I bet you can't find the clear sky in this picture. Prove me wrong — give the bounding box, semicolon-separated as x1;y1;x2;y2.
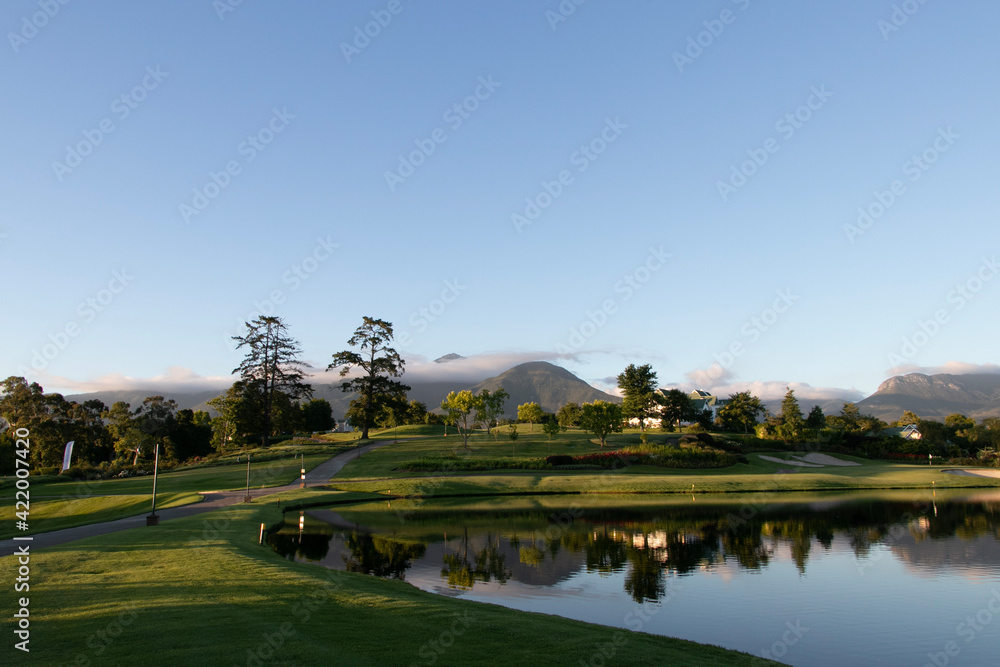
2;0;998;401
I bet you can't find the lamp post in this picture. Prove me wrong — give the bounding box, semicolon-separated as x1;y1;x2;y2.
146;443;160;526
300;453;306;488
244;452;252;503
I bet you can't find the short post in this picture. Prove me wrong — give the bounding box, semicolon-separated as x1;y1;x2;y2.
244;452;252;503
259;523;266;545
147;443;160;526
299;453;306;488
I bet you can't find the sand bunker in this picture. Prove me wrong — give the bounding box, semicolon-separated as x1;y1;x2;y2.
796;453;861;467
756;453;861;468
944;469;1000;479
757;455;823;467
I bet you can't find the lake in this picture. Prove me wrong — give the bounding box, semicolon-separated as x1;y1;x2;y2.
268;490;1000;666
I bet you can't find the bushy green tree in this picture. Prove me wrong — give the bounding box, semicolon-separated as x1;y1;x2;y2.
517;402;544;433
580;401;623;448
477;388;509;439
542;416;562;441
556;402;582;428
716;391;765;434
806;405;826;430
657;389;696;432
441;390;482;449
617;364;658;431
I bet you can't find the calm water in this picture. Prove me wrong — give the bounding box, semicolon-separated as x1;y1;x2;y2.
269;491;1000;666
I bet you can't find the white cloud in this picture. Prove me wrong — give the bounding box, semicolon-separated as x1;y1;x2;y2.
670;366;863;403
35;366;233;396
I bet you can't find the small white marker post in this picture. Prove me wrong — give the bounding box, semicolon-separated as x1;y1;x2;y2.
259;523;266;544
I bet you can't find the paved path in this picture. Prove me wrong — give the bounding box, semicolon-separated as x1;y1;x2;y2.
1;441;389;554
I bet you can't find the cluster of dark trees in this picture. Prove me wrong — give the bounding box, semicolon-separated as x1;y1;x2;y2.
581;362;1000;459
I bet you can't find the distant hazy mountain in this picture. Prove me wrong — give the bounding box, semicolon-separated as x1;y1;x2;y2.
466;361;620;416
857;373;1000;421
64;389;223;412
62;360;617;421
433;353;465;363
68;367;1000;425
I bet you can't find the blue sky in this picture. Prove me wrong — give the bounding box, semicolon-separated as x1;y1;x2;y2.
2;0;998;401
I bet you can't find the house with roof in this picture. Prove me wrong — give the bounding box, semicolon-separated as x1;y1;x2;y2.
688;390;728;421
883;424;922;440
625;389;728;429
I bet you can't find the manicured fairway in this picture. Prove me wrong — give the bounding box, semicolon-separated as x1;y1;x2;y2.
327;430;1000;496
0;492;202;540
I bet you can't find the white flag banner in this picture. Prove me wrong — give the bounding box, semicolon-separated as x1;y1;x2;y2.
61;441;75;472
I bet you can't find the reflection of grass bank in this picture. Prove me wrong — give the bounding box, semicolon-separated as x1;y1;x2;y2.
11;489;778;666
296;487;1000;546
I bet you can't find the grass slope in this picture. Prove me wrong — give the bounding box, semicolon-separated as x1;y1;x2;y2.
4;490;780;666
0;492;203;540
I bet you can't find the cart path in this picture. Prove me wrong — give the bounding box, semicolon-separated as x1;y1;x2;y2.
1;441;389;554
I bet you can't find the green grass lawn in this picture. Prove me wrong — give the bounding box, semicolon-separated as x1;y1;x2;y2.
326;430;1000;497
0;446;353;539
0;451;338;498
5;488;779;666
0;492;202;540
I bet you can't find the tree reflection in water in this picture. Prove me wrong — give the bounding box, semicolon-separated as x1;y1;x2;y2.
274;495;1000;604
441;527;511;589
343;532;426;579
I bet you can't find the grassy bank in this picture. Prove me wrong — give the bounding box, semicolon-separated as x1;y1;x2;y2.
6;489;779;666
0;492;202;540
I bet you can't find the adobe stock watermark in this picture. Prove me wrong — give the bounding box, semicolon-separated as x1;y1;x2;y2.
759;620;809;662
545;0;587;31
878;0;933;41
340;0;414;63
672;0;752;73
555;245;669;354
923;588;1000;667
579;583;671;667
717;84;832;202
844;126;958;243
384;75;501;192
511;117;627;233
213;0;248;21
408;612;475;666
396;278;468;349
703;288;799;380
886;254;997;367
7;0;72;54
19;269;134;374
223;235;339;351
855;503;933;576
51;65;169;183
179;107;295;223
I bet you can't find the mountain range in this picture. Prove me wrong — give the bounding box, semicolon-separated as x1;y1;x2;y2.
65;360;621;420
857;373;1000;422
64;362;1000;424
